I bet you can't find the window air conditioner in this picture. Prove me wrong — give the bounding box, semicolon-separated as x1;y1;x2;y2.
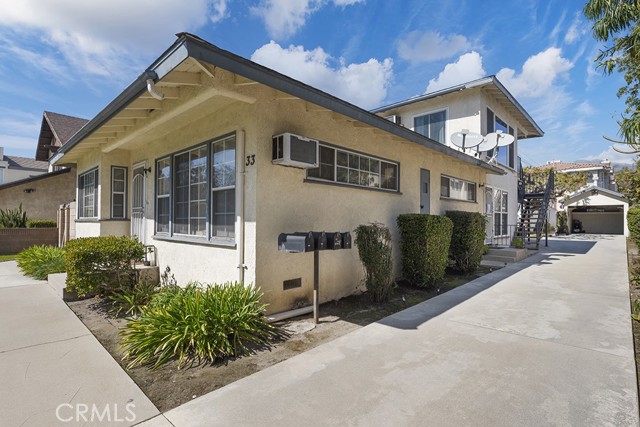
272;133;319;169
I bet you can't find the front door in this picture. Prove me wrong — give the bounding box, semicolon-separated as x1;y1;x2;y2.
485;186;494;244
420;169;430;214
131;164;146;244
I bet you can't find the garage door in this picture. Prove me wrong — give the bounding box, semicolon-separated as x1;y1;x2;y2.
571;205;624;234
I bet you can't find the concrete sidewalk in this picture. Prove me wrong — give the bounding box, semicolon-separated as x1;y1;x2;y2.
0;261;159;427
142;235;639;427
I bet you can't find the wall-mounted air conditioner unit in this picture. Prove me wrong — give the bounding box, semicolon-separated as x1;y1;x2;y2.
384;115;402;125
272;133;319;169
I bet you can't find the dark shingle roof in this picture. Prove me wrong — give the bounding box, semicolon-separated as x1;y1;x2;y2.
5;155;48;171
35;111;88;161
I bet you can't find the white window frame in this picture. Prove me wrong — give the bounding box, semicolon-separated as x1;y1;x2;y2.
111;166;127;219
306;143;399;192
440;175;477;202
493;188;509;237
411;107;448;144
210;134;236;241
78;168;99;219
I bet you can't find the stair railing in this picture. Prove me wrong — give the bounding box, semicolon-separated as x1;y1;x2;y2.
533;169;554;248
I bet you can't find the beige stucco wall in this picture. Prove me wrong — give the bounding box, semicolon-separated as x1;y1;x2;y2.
0;169;76;220
3;167;47;185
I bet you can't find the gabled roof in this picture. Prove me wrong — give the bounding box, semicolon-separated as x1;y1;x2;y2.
4;155;48;171
562;184;627;205
52;33;504;175
371;76;544;139
35;111;88;161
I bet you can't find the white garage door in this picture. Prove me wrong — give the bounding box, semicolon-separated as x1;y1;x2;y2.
571;207;624;235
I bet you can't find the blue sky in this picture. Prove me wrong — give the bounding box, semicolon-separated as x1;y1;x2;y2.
0;0;632;166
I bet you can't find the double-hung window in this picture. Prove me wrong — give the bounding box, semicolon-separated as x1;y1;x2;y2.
78;168;98;218
307;143;399;192
111;166;127;219
154;133;236;243
440;175;476;202
414;110;446;143
493;189;509;236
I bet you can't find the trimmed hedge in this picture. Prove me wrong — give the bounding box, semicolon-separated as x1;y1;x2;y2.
27;219;57;228
397;214;453;287
446;211;486;274
65;236;145;297
354;223;394;302
629;207;640;245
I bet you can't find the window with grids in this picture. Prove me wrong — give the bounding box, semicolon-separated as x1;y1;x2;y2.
414;110;446;143
153;133;236;242
111;166;127;219
493;189;509;236
440;175;476;202
78;168;98;218
307;144;399;191
156;157;171;234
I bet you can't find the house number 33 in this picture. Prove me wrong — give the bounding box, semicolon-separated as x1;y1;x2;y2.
245;155;255;166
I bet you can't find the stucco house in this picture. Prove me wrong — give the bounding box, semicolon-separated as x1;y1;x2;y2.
51;33;541;314
372;77;544;245
0;147;48;185
545;160;617;192
561;185;629;236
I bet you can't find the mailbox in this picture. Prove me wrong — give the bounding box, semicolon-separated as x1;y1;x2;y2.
341;232;352;249
311;232;327;250
325;232;342;250
278;232;314;253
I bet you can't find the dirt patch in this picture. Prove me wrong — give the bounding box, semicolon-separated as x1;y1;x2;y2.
67;266;495;412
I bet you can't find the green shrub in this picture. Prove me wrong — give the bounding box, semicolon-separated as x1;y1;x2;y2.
65;236;145;297
556;211;568;234
396;214;453;287
632;300;640;322
512;236;524;249
27;219;57;228
120;282;277;368
446;211;486;274
108;281;158;317
354;223;394;302
628;207;640;246
16;245;66;280
0;204;27;228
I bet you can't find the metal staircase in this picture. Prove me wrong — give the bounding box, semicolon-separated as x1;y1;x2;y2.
516;169;554;250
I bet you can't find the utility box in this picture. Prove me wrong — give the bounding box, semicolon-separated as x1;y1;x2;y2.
341;232;352;249
278;232;315;253
311;232;327;250
325;232;342;250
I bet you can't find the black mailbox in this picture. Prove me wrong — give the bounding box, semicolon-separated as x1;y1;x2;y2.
278;232;314;253
311;232;327;250
325;232;342;250
341;232;352;249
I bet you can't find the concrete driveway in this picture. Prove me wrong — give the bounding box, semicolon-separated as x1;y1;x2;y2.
144;235;639;427
0;261;159;427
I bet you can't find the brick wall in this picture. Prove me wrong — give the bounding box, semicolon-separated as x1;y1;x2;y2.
0;228;58;255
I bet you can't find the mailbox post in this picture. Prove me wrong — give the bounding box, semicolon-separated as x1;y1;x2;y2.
278;230;351;324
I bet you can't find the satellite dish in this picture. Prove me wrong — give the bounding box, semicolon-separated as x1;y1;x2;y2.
485;130;515;148
477;137;498;152
450;130;484;150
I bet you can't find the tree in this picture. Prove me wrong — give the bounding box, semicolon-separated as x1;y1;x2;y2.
614;160;640;204
584;1;640;151
523;166;588;197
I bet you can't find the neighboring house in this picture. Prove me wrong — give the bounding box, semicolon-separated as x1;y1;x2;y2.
51;33;531;315
0;147;48;185
372;77;544;245
35;111;89;171
545;160;617;191
561;185;629;235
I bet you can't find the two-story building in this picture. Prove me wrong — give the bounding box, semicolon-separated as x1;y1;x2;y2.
51;34;541;314
372;77;544;244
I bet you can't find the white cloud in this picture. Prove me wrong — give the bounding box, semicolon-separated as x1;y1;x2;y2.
398;31;471;63
0;134;38;157
497;47;573;98
565;13;588;44
425;51;485;93
0;0;227;78
252;0;364;40
251;41;392;109
585;146;638;166
576;100;596;116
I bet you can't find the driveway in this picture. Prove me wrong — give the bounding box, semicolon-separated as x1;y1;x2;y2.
145;235;639;427
0;261;159;427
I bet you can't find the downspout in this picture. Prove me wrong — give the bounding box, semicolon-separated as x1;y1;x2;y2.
146;78;164;101
237;130;246;283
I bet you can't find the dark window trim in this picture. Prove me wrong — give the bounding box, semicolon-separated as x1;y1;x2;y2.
78;167;99;219
306;142;400;192
155;156;172;236
440;174;477;202
110;166;127;220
